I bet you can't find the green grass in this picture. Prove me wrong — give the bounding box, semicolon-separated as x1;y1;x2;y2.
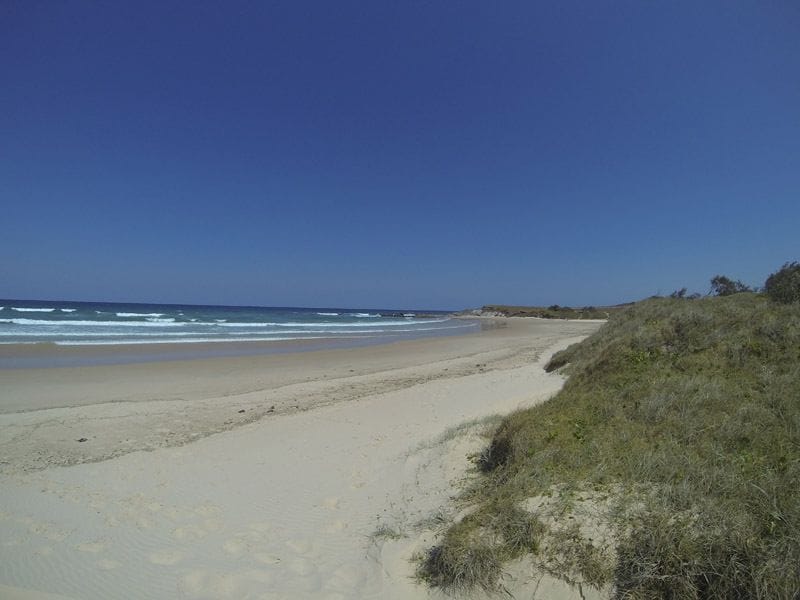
417;293;800;598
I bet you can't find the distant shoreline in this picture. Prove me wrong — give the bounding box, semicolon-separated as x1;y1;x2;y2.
459;303;628;320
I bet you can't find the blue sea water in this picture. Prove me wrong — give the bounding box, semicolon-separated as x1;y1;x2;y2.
0;300;475;347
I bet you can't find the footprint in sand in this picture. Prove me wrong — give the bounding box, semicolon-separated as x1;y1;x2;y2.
149;548;185;565
324;519;347;533
88;498;107;510
182;570;206;595
204;518;224;532
326;564;367;594
222;538;248;556
104;515;121;527
243;569;272;584
28;521;70;542
223;527;270;557
76;541;106;553
253;552;281;565
163;506;183;520
194;503;222;518
349;470;366;489
248;521;272;533
285;539;313;554
173;524;208;542
288;556;317;577
288;558;321;592
322;497;340;510
181;570;242;599
96;558;121;570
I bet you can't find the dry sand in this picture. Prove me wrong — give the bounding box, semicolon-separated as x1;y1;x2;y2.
0;317;602;599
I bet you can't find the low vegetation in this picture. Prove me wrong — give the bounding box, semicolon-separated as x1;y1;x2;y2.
418;266;800;598
479;304;628;320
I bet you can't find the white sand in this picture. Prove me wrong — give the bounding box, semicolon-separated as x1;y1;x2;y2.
0;318;602;599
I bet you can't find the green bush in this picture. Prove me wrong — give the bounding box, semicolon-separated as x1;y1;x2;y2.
765;261;800;304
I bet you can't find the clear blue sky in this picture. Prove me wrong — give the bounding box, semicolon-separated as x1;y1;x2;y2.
2;2;798;309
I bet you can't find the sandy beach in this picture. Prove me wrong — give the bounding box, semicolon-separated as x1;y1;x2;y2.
0;317;601;599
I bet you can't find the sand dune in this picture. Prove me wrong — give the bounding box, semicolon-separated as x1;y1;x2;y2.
0;318;600;599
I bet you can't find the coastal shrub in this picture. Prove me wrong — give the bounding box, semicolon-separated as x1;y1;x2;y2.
709;274;751;296
479;304;624;320
416;503;546;594
416;517;504;594
418;291;800;597
765;261;800;304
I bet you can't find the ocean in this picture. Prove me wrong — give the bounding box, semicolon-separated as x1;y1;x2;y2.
0;299;476;347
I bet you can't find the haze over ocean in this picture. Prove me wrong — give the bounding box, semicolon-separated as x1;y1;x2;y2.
2;2;798;308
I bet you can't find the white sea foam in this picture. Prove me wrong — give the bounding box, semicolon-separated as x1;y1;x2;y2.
364;324;473;333
53;336;329;346
60;308;76;312
280;318;449;328
212;321;299;328
1;331;160;337
214;318;449;328
352;313;379;318
11;307;55;313
0;317;450;329
316;312;339;316
0;318;185;327
116;312;165;317
1;330;315;338
1;322;475;345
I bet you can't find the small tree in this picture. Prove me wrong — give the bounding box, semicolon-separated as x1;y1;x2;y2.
764;261;800;304
710;275;751;297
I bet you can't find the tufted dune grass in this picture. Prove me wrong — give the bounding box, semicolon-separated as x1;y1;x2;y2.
417;292;800;598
